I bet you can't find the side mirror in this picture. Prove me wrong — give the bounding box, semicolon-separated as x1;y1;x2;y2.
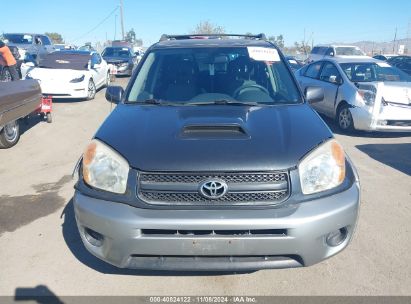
105;86;124;104
305;86;324;104
329;75;342;85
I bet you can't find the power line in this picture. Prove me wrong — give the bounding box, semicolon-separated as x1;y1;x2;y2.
72;6;119;43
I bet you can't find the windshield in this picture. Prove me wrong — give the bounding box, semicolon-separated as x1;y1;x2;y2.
334;47;364;56
340;62;411;82
127;47;302;104
102;47;131;58
3;34;33;45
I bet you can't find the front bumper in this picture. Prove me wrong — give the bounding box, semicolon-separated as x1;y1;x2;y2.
109;63;132;76
73;180;360;271
350;104;411;132
40;81;88;99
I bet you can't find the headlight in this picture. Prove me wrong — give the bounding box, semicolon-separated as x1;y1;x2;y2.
82;139;129;194
70;75;85;83
299;139;346;195
357;84;376;106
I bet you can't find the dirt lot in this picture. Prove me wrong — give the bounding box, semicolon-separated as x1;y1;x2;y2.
0;77;410;296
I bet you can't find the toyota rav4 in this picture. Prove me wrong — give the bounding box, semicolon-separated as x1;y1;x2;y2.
73;33;360;271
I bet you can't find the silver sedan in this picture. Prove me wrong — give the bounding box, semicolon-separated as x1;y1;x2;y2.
295;57;411;132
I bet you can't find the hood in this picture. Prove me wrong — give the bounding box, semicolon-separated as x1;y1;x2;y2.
103;56;130;63
379;82;411;105
28;68;87;82
94;104;332;171
6;43;36;52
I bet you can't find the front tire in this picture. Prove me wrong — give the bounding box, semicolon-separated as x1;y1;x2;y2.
0;120;20;148
0;67;12;82
86;79;96;100
337;104;355;133
105;72;111;87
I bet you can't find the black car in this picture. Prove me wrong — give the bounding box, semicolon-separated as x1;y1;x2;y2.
73;33;360;271
387;55;411;75
101;46;136;76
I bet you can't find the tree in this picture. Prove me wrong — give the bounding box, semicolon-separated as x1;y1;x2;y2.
45;32;64;44
125;28;143;46
268;35;284;49
192;20;225;35
125;28;136;43
294;41;311;55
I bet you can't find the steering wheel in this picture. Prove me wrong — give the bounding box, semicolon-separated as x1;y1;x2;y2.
233;84;270;99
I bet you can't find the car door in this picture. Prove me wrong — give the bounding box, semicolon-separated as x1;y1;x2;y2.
297;61;327;113
90;53;105;87
34;35;47;61
40;35;55;54
317;62;343;117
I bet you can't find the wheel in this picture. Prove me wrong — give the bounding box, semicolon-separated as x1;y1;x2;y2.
0;67;12;82
46;113;52;123
0;120;20;148
337;104;355;132
105;72;111;87
86;79;96;100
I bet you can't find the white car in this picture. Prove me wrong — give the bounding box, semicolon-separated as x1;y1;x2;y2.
296;57;411;132
307;44;366;64
25;50;110;100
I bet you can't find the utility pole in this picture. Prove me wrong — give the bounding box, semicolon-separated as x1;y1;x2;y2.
120;0;125;40
393;27;397;53
114;14;117;40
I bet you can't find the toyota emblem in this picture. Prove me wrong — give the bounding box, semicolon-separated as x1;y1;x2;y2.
199;179;228;199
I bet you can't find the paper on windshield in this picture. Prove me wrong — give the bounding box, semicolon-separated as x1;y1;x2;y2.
376;62;391;68
247;47;280;62
247;46;281;61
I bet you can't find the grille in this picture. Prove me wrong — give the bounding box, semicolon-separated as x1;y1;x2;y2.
139;173;286;184
141;229;287;237
138;172;290;207
139;191;288;205
386;120;411;127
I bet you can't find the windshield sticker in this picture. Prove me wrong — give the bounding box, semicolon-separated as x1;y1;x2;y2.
247;47;280;62
376;62;390;68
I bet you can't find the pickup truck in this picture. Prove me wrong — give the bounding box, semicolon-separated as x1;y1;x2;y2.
0;80;42;148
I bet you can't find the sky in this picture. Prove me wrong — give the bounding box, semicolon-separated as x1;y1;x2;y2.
1;0;411;47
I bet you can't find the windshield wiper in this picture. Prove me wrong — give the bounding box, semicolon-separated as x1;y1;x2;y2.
130;99;179;106
143;98;162;105
184;100;261;106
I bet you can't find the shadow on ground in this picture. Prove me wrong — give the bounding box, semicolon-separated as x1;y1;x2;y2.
15;285;63;304
61;199;253;276
356;143;411;176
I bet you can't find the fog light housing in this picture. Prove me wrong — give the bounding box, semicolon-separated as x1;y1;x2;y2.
326;227;348;247
378;120;388;126
84;227;104;247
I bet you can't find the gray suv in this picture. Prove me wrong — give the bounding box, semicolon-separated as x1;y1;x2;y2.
73;34;360;271
3;33;55;63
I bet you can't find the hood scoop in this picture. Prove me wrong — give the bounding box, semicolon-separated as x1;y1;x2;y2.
180;124;250;139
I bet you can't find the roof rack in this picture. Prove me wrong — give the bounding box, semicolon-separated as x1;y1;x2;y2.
159;33;267;42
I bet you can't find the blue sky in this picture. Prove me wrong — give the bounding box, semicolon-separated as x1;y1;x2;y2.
1;0;411;47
